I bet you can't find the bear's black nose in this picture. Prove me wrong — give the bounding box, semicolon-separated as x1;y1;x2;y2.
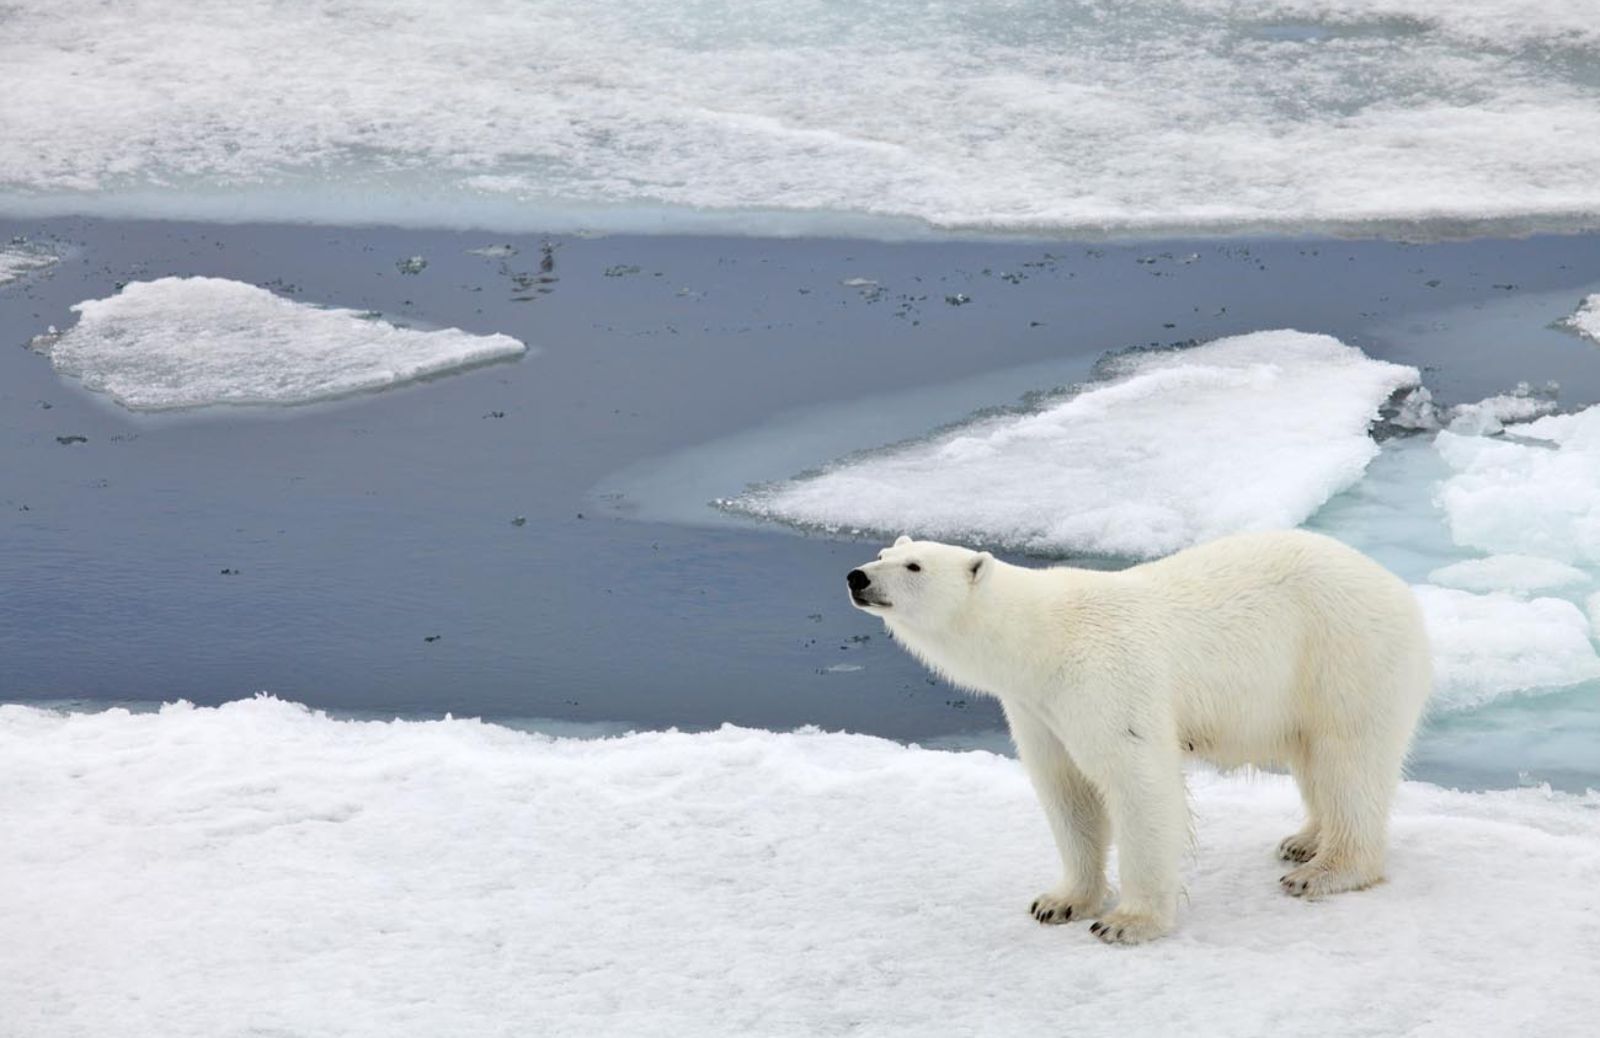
847;569;871;592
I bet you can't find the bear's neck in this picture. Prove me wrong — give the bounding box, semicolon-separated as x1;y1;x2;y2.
883;560;1102;701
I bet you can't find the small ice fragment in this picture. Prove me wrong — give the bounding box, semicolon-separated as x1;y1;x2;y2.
944;293;970;306
0;241;58;286
1445;383;1556;436
468;244;518;258
1390;386;1441;431
1562;295;1600;344
396;256;428;275
32;277;527;411
824;663;864;673
840;278;879;288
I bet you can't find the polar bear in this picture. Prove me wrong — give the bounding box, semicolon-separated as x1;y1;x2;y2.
846;530;1432;944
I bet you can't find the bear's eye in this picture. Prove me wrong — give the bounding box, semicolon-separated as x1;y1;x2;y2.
906;562;921;572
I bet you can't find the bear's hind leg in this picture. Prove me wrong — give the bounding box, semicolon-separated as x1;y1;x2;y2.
1279;735;1397;898
1279;744;1321;863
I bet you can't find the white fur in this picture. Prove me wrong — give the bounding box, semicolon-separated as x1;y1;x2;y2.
848;530;1432;944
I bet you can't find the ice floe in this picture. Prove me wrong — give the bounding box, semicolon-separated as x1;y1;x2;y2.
31;277;527;411
727;331;1417;558
3;2;1600;235
0;697;1595;1037
1427;554;1589;596
1412;586;1600;711
1565;294;1600;344
0;242;56;285
1434;407;1600;564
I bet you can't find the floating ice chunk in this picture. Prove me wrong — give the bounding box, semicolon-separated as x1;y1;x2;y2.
1;696;1598;1036
466;244;517;258
727;331;1417;558
31;277;527;411
1428;555;1589;596
1434;405;1600;563
1445;382;1558;435
1389;386;1441;431
1414;585;1600;710
0;243;56;285
1563;295;1600;344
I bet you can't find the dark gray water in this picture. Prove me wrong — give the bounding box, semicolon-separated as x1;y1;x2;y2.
3;218;1599;788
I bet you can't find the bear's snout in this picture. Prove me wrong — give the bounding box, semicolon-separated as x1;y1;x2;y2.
846;569;871;593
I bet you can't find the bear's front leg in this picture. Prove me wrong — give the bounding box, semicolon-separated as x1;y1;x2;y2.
1003;702;1110;925
1086;742;1188;945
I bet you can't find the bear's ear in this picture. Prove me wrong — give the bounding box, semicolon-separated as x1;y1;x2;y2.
969;551;994;584
894;535;912;548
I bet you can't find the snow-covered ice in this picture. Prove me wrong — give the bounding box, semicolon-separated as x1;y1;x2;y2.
30;277;527;410
1427;554;1588;596
727;331;1417;558
0;242;57;285
1443;382;1558;435
1565;294;1600;344
3;1;1600;235
1434;408;1600;564
0;697;1596;1038
1411;585;1600;711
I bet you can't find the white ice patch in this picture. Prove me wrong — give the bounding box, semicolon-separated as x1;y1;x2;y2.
1427;555;1589;596
727;331;1416;558
1565;295;1600;344
2;2;1600;235
1435;406;1600;564
0;243;56;285
1413;586;1600;710
2;697;1597;1036
1444;383;1558;436
32;277;527;411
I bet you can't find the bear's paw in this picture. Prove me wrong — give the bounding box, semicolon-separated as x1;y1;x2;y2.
1029;889;1103;925
1088;908;1171;945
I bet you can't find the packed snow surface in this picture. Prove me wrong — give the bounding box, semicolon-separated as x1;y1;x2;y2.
1;698;1596;1038
728;331;1417;557
0;243;56;285
31;277;527;410
3;1;1600;234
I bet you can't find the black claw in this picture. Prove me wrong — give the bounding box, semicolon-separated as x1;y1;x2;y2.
1090;923;1102;935
1030;900;1039;913
1062;907;1073;921
1115;928;1125;940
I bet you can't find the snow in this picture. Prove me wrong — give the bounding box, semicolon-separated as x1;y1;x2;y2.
0;243;56;285
0;697;1595;1037
1411;585;1600;710
31;277;528;411
1565;294;1600;344
2;1;1600;235
727;331;1417;558
1427;554;1588;595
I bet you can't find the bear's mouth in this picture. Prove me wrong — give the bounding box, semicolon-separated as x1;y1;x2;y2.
851;591;890;610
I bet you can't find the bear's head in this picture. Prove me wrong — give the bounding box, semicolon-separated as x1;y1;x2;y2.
846;535;995;630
